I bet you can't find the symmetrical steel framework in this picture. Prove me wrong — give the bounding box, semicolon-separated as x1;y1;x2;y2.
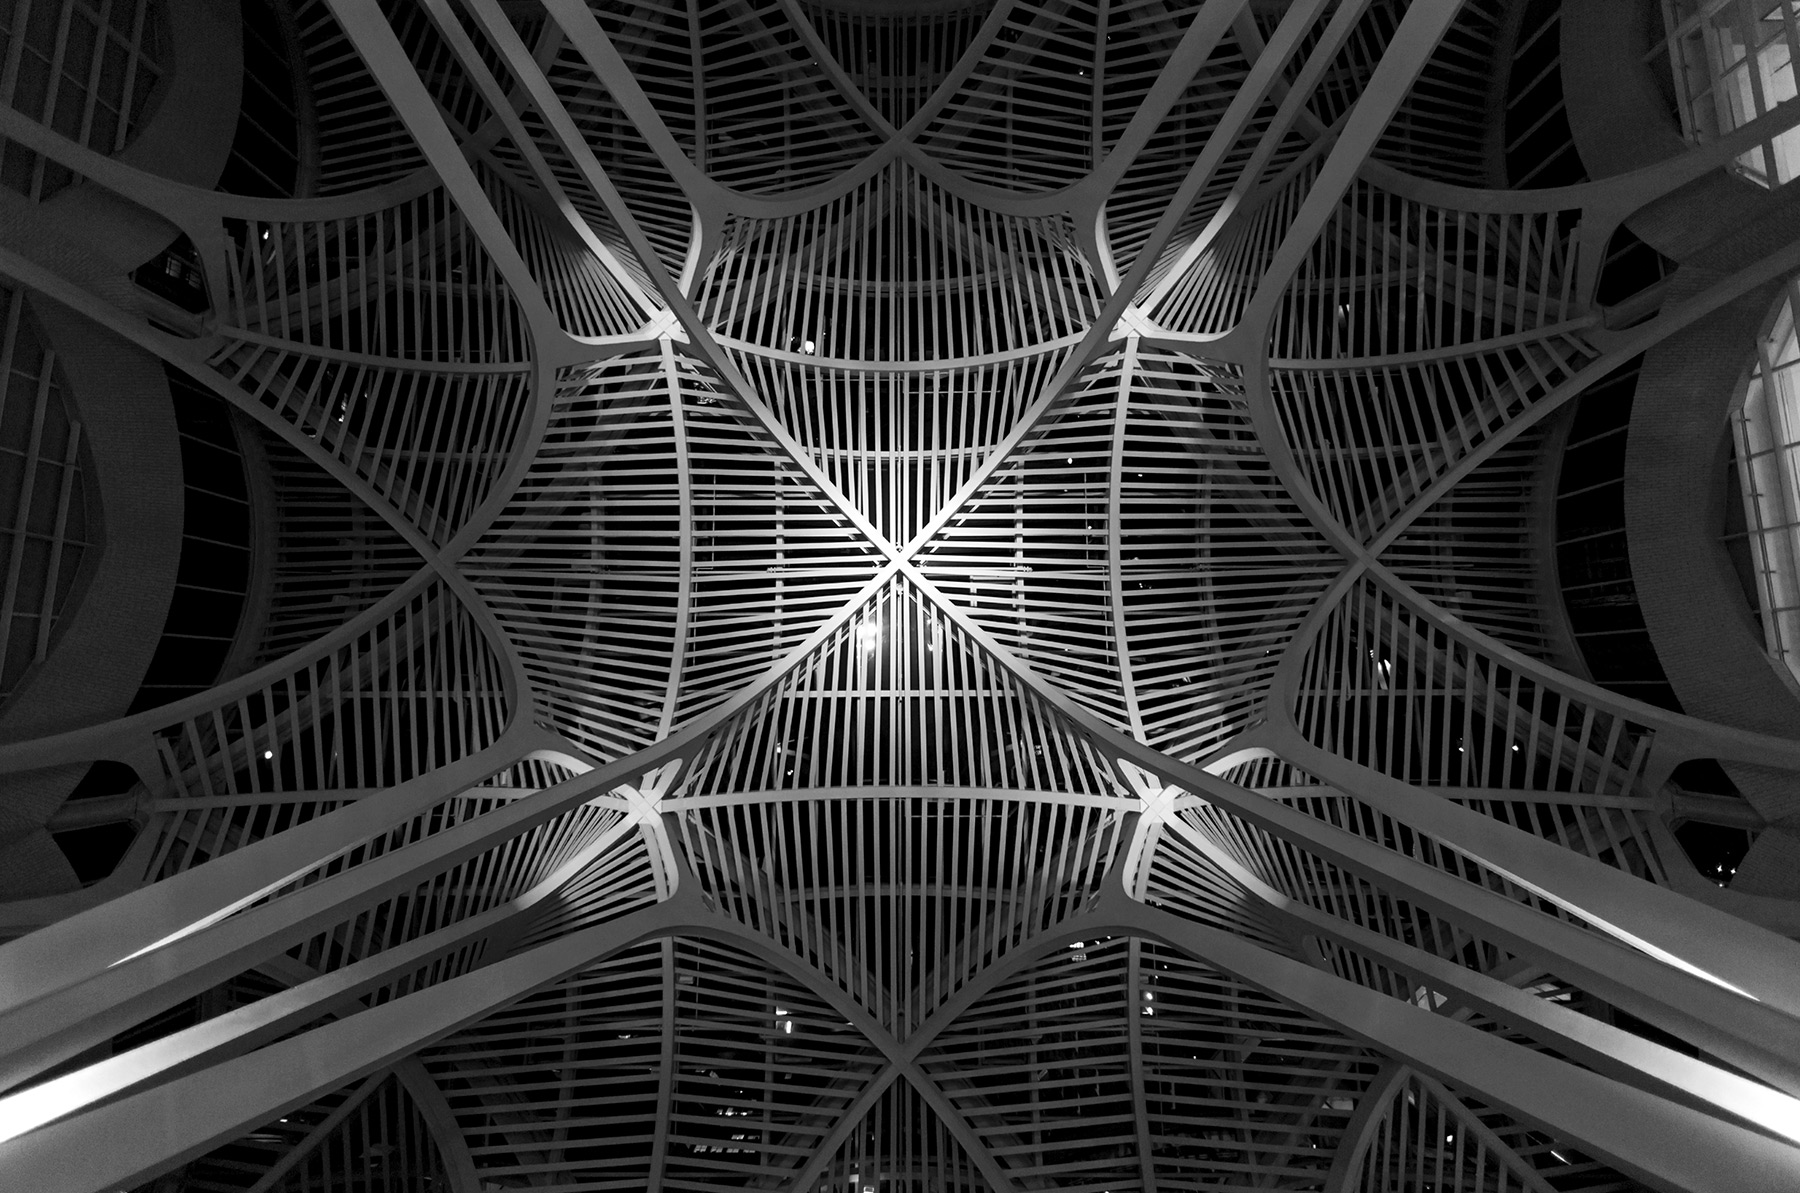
5;1;1800;1190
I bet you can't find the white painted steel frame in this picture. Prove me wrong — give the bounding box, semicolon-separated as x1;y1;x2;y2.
4;1;1800;1191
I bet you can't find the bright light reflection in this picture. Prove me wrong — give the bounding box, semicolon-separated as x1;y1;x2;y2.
855;620;881;654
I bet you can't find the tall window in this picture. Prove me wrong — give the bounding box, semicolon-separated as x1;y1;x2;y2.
1731;280;1800;680
1660;0;1800;185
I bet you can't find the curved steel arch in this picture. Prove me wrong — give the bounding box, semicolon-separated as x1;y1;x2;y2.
6;2;1800;1191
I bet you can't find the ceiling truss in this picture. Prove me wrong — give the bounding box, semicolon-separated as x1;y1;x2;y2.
4;1;1800;1191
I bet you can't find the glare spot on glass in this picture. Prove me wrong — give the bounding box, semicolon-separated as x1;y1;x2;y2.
856;620;881;654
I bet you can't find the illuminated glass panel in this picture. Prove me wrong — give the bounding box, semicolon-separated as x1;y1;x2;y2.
1732;280;1800;679
1661;0;1800;184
